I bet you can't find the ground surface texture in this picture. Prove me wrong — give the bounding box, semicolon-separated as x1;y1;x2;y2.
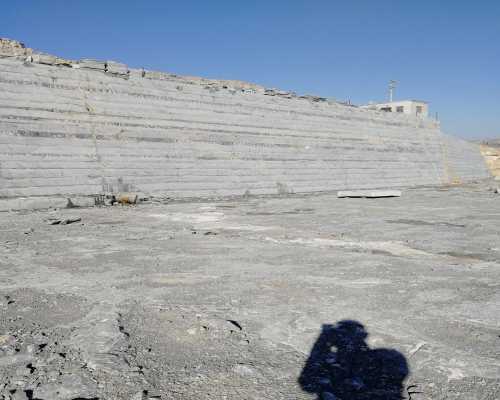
1;183;499;400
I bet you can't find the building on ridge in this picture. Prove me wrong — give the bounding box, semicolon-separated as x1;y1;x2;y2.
361;100;429;118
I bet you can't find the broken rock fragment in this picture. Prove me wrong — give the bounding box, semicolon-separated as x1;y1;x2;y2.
117;193;138;205
47;217;82;225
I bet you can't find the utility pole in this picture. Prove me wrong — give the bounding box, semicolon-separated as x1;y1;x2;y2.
388;80;397;102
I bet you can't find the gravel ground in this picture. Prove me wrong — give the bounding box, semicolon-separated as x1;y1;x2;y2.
1;183;499;399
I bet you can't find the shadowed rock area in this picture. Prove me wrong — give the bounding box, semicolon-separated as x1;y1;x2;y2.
299;321;408;400
1;182;499;399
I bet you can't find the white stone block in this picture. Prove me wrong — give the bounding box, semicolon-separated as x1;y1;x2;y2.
67;197;96;208
337;190;402;198
32;53;57;65
106;61;128;75
78;58;106;71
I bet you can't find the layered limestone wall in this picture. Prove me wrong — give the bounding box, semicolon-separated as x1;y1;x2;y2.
0;39;490;210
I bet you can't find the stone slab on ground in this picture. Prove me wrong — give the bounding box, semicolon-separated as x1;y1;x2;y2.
67;196;96;208
337;190;402;198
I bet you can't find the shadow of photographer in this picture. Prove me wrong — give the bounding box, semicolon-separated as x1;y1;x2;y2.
298;320;408;400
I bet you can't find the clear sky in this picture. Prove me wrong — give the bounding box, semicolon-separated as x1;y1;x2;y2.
2;1;499;139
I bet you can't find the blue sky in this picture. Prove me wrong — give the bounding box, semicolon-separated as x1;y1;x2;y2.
2;1;499;139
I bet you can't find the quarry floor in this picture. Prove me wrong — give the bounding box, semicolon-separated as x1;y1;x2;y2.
1;183;500;400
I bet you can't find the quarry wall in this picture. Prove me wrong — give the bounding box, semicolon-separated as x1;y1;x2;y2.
0;39;490;210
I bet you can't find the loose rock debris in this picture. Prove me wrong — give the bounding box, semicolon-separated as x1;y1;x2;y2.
46;217;82;226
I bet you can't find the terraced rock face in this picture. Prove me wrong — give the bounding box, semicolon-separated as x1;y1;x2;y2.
0;38;490;210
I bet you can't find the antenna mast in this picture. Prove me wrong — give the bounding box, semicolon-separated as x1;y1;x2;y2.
388;80;397;102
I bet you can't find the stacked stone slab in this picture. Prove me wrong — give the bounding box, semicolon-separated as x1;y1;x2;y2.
0;39;490;210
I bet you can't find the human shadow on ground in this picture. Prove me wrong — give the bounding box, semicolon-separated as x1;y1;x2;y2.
298;320;408;400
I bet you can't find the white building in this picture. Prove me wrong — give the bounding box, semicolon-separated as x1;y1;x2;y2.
361;100;429;118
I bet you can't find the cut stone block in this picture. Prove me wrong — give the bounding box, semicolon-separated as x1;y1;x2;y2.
337;190;402;198
144;70;172;80
78;58;106;71
67;197;96;208
117;193;139;205
106;61;128;76
32;53;57;65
